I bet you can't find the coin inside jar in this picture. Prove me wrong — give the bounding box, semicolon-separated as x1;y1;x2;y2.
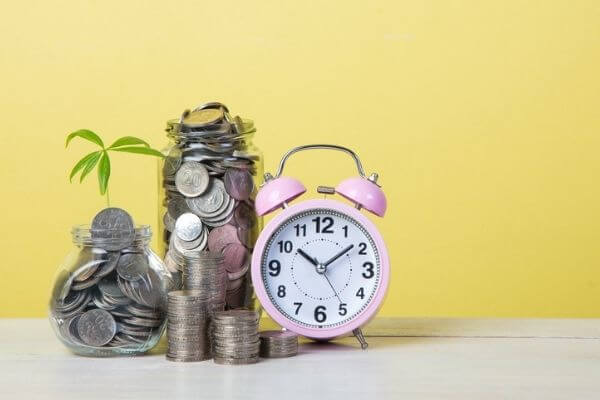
183;108;224;127
175;162;210;197
116;253;148;282
223;169;254;201
174;213;203;242
77;309;117;347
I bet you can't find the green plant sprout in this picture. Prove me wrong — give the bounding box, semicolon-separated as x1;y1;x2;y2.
66;129;164;205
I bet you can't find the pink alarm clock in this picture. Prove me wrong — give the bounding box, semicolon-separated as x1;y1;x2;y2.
251;144;390;349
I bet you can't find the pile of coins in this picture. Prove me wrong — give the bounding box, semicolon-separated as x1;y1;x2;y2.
161;102;260;309
166;290;215;362
50;208;169;352
259;330;299;358
211;310;260;365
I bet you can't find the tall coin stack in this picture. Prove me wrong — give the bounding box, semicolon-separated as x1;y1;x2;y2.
182;251;227;307
161;102;260;310
259;330;299;358
166;290;212;362
211;310;260;365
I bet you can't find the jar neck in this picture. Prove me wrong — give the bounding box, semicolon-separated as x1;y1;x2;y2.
71;224;152;247
165;118;256;148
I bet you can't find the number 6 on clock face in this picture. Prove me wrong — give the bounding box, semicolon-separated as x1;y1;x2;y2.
252;199;390;339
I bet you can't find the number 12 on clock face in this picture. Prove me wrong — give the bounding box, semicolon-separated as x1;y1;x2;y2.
261;209;382;329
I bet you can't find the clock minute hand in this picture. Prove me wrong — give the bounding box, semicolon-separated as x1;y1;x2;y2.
323;244;354;267
297;248;318;266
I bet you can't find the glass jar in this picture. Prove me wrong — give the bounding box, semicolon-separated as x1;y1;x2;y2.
49;225;173;356
158;102;263;311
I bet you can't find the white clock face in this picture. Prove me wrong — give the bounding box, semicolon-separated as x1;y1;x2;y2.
261;208;381;329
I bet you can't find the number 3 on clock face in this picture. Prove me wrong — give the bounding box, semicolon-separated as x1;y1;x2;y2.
259;206;384;332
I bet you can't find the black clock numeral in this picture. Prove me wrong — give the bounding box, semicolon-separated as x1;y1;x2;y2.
268;260;281;277
338;303;347;316
358;242;367;255
342;225;348;238
293;302;303;315
277;285;286;298
312;216;334;234
277;240;293;253
356;287;365;299
294;224;306;237
362;262;375;279
314;305;327;323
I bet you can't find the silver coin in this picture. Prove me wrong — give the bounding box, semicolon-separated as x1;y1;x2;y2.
91;208;135;251
163;147;182;177
167;197;191;219
163;212;176;232
70;275;101;291
175;162;210;197
174;213;203;242
95;251;120;278
98;277;125;298
186;179;227;216
76;309;117;347
73;248;106;282
116;253;148;281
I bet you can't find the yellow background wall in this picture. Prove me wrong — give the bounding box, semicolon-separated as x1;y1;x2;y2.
0;1;598;318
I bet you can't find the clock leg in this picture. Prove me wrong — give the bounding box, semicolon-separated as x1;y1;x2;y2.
352;328;368;350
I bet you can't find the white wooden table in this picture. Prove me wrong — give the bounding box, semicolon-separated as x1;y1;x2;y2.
1;318;599;399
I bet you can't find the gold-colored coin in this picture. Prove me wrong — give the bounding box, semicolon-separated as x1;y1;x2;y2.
183;108;223;126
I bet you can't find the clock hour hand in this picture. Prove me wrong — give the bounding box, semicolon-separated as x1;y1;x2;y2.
297;248;318;266
323;244;354;267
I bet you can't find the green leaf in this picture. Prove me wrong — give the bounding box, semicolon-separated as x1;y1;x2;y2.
66;129;104;148
97;151;111;195
108;146;165;158
108;136;150;149
79;151;102;183
69;151;101;182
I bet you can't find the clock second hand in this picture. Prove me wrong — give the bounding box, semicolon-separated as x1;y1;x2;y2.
323;272;343;305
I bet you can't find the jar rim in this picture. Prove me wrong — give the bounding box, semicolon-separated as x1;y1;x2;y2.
165;118;256;141
71;224;152;245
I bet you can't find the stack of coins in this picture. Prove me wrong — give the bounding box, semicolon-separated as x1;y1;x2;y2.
50;208;168;350
211;310;260;365
166;290;213;362
182;251;227;306
259;330;299;358
161;102;259;309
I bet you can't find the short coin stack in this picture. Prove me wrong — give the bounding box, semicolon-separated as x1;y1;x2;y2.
211;310;260;365
166;290;212;362
259;330;299;358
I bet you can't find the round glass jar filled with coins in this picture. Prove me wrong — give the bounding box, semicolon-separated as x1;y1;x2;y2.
158;102;263;311
49;208;175;356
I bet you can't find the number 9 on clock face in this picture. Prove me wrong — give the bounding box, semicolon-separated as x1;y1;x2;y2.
260;208;382;329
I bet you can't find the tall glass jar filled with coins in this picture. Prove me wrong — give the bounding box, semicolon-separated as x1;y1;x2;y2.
49;208;175;356
158;102;263;311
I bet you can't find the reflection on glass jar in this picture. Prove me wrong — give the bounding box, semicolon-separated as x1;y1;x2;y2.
49;225;173;356
157;102;263;311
